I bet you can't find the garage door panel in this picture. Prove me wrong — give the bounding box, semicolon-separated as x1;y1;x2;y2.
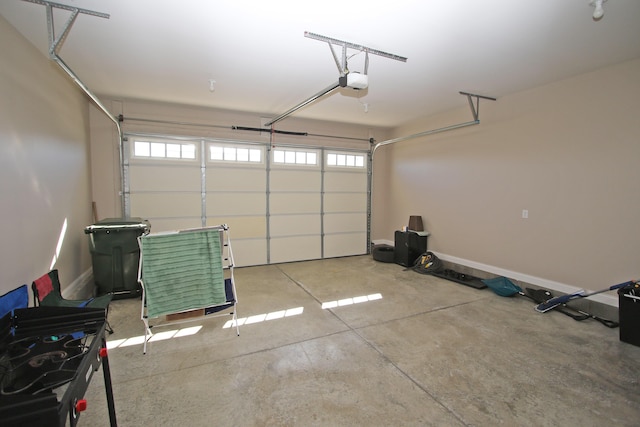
324;233;367;258
270;167;323;264
143;218;203;234
324;171;366;192
229;239;267;267
206;216;266;239
130;193;201;217
270;236;321;263
270;193;320;214
130;165;201;192
270;170;320;191
206;168;266;192
324;212;367;233
270;214;321;236
324;193;367;213
206;192;266;216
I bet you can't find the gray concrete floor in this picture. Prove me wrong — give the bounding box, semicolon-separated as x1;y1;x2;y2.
81;256;640;426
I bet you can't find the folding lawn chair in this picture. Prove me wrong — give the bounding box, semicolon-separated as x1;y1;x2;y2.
32;269;113;333
0;285;29;319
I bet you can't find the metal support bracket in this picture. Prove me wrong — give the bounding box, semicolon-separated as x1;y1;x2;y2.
23;0;110;56
265;32;407;126
459;91;497;122
305;31;407;63
328;42;344;75
23;0;126;216
372;91;497;155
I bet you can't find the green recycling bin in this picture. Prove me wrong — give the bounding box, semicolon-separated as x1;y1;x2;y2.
85;218;150;299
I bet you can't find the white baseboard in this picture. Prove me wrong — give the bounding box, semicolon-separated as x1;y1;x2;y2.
62;268;93;300
371;239;618;307
433;252;618;307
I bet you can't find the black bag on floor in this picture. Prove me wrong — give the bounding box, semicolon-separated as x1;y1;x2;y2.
411;251;444;275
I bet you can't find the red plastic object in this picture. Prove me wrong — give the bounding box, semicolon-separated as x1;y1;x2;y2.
99;347;108;358
76;399;87;412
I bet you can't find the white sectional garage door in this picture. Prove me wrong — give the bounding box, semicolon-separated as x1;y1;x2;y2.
269;163;322;263
125;136;368;266
324;167;368;258
205;160;268;267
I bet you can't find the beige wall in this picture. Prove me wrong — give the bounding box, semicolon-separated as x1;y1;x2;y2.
373;58;640;297
0;16;94;295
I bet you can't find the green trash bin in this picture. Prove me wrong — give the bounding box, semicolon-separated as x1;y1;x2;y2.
85;218;150;299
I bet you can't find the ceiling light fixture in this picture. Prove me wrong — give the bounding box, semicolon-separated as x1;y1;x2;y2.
589;0;607;20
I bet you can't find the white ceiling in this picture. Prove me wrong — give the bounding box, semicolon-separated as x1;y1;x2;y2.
2;0;640;128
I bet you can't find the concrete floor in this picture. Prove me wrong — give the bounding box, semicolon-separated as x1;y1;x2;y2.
81;256;640;426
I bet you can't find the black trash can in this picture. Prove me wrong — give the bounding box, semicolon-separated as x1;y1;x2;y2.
618;283;640;347
85;218;150;299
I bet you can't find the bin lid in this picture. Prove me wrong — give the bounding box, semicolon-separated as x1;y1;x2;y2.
619;281;640;296
84;218;150;233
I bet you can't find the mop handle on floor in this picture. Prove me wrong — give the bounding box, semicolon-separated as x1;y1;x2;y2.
535;280;637;313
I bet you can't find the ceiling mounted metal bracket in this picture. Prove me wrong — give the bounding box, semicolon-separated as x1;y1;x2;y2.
328;42;344;75
305;31;407;63
372;91;497;156
265;32;407;127
23;0;110;56
24;0;109;18
22;0;127;216
326;42;371;78
459;91;497;122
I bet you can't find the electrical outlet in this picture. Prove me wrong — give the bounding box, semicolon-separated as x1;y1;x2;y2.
522;209;529;219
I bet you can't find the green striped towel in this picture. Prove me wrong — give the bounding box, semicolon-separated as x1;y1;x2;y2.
141;229;227;318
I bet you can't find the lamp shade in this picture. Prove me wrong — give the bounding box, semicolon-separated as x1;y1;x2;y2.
408;215;424;232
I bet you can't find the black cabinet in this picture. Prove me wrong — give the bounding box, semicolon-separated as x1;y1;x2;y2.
394;231;428;267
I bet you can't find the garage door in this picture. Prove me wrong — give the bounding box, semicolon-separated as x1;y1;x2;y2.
125;135;368;266
205;143;268;267
323;151;368;257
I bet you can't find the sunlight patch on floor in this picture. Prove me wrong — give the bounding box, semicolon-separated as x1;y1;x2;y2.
321;293;382;309
223;306;304;328
106;325;202;349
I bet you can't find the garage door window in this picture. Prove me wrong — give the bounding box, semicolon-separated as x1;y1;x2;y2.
209;144;262;163
133;140;197;160
272;149;318;166
326;152;365;168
